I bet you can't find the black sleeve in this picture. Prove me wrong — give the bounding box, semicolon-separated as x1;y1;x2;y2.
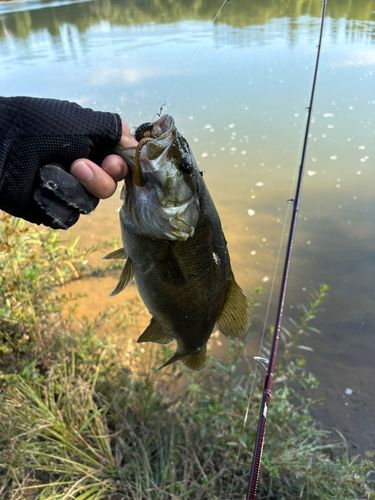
0;97;122;229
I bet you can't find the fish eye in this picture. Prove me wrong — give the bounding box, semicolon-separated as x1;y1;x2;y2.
179;156;193;174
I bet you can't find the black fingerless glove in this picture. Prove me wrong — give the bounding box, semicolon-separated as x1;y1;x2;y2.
0;97;122;229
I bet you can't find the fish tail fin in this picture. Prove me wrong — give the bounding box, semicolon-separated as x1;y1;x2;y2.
216;272;251;340
158;346;207;371
181;346;206;370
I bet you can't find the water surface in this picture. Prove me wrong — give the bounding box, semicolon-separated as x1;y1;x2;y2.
1;0;374;455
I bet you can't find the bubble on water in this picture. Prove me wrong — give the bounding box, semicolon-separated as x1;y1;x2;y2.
220;147;225;151
251;195;256;199
188;115;194;120
323;113;334;117
201;152;208;158
327;124;334;129
358;145;366;149
356;171;362;175
360;158;366;162
230;147;237;152
294;112;299;117
307;170;317;176
228;123;236;128
210;128;215;132
250;250;257;255
348;106;354;110
347;137;352;141
336;184;341;188
345;388;353;396
193;137;199;142
234;164;238;168
338;204;342;208
260;162;265;166
204;124;212;129
330;155;338;160
262;276;270;282
262;238;267;242
353;195;357;199
244;106;249;110
302;287;307;291
241;150;247;155
322;134;327;138
307;240;312;245
255;182;264;186
247;209;255;216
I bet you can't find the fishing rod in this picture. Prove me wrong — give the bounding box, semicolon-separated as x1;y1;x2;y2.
245;1;328;498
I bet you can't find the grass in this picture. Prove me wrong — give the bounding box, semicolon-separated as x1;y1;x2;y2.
0;213;374;500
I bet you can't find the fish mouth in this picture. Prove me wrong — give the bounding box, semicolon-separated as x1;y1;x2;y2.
115;115;176;183
118;115;199;241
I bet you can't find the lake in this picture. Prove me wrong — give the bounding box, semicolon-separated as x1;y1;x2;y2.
0;0;374;456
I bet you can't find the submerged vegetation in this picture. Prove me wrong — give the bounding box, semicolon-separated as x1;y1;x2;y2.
0;214;374;499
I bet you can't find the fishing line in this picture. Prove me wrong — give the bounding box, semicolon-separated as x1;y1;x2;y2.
155;0;229;119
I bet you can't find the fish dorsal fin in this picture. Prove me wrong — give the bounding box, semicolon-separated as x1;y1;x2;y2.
108;258;133;296
137;318;174;345
216;273;250;340
158;345;207;371
103;248;127;260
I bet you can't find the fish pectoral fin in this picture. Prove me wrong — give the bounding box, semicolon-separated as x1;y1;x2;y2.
158;346;207;371
156;246;188;286
216;272;250;340
137;319;174;345
102;248;127;260
108;258;134;296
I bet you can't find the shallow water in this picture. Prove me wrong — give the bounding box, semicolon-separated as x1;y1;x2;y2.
1;0;374;455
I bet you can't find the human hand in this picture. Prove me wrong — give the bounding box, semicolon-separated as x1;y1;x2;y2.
0;97;137;230
70;119;137;199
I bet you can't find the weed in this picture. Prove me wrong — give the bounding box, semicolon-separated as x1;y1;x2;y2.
0;215;374;499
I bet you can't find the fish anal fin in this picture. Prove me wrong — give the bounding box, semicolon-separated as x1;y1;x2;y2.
103;248;127;260
109;258;133;296
137;319;174;345
158;346;207;371
216;273;250;340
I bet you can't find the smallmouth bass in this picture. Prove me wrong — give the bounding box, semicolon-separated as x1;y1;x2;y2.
105;115;250;370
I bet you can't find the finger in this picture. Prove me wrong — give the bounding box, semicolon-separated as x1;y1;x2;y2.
101;154;129;182
70;159;116;199
119;118;138;147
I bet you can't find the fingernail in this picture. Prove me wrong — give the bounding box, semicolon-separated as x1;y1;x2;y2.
71;161;94;183
121;135;138;147
103;161;122;176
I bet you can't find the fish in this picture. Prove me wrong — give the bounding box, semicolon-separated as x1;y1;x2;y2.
104;114;250;370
